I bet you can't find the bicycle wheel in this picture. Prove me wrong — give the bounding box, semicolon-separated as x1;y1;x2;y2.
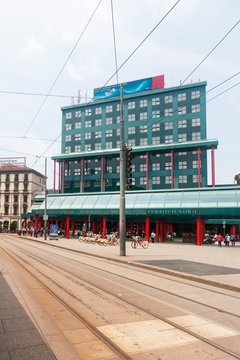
131;241;138;249
142;241;149;249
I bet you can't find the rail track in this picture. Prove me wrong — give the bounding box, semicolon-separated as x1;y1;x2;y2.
1;236;240;359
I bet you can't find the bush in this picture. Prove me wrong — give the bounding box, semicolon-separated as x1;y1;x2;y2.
10;221;18;232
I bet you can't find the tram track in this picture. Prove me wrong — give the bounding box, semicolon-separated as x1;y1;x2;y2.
1;238;240;359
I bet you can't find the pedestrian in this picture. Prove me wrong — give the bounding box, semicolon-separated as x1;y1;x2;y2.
150;231;156;243
216;234;223;247
226;234;230;246
231;233;235;246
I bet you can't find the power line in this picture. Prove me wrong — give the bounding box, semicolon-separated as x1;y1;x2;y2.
207;81;240;103
24;0;103;137
31;0;181;168
110;0;119;86
0;147;51;158
0;135;61;142
0;90;93;99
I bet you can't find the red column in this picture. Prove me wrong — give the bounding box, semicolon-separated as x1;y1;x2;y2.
58;162;61;194
146;152;149;190
103;215;107;238
24;218;27;229
211;146;215;187
39;217;42;229
55;217;58;225
66;215;70;239
171;149;174;189
29;216;33;236
137;222;140;237
47;220;50;236
130;222;133;237
84;217;88;234
35;215;39;230
231;225;236;237
156;219;159;242
101;156;104;192
62;160;65;193
72;220;75;237
145;216;150;241
81;158;84;193
53;160;56;194
100;221;102;235
198;147;201;188
196;217;201;246
92;219;96;234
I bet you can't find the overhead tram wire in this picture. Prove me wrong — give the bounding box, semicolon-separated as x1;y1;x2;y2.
0;135;61;142
207;81;240;103
0;90;79;99
31;0;181;168
0;147;51;158
24;0;103;137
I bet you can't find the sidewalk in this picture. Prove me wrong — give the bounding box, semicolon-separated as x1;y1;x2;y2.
16;234;240;292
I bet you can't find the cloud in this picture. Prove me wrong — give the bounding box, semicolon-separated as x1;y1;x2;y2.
21;34;45;58
66;61;102;81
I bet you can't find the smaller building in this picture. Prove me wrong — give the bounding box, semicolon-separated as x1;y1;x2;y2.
0;157;45;230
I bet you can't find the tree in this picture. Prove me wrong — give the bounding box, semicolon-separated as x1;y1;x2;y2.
234;173;240;185
10;221;17;232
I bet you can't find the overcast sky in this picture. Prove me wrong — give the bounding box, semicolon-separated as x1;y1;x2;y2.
0;0;239;187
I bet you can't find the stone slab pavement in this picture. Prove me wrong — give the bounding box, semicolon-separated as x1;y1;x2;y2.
14;234;240;292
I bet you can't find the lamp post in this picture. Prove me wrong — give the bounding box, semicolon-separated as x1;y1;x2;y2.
44;158;48;240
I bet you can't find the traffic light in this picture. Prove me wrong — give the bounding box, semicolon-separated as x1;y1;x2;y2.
126;147;132;190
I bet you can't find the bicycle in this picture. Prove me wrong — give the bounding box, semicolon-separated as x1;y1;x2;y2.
131;236;149;249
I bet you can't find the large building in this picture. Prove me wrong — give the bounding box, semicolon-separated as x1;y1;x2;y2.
26;76;240;244
0;158;45;230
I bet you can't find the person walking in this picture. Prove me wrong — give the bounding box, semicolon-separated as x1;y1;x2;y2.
226;234;230;246
231;233;235;246
150;231;156;243
216;234;223;247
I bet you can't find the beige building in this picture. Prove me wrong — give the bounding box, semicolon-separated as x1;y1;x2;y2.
0;164;45;230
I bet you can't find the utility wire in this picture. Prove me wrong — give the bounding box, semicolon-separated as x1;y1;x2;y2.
207;81;240;103
0;148;51;158
110;0;119;86
0;90;79;99
0;135;61;142
24;0;103;137
31;0;181;168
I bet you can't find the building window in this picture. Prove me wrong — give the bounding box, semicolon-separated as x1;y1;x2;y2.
74;169;80;176
95;167;101;174
193;174;198;183
75;122;81;129
140;138;147;146
116;116;120;123
165;108;173;117
152;163;160;171
140;112;147;120
178;133;187;142
152;97;160;105
117;104;120;111
128;101;135;109
128;139;135;147
152;110;160;118
165;95;172;103
65;168;71;176
178;151;187;156
140;99;147;107
106;105;113;113
140;155;146;159
95;131;101;138
178;106;186;115
192;160;200;168
65;146;71;153
116;165;120;173
140;125;147;133
85;144;91;151
192;90;200;99
66;112;72;119
65;124;71;130
95;107;102;114
85;132;91;140
75;111;81;117
178;93;186;101
85;120;91;128
106;166;112;173
165;135;173;143
152;136;160;145
95;143;101;150
95;119;102;126
165;176;172;184
152;123;160;132
75;133;81;141
75;145;81;152
106;142;112;149
192;132;201;140
4;206;9;215
65;135;71;142
192;118;200;126
165;162;171;170
140;164;147;171
23;205;27;214
85;109;92;116
152;176;160;184
179;161;187;169
131;164;135;172
128;114;135;122
128;127;135;135
106;129;112;137
179;175;187;183
116;128;120;136
106;117;113;125
192;104;200;113
165;122;173;130
5;195;9;202
178;120;187;128
140;177;146;185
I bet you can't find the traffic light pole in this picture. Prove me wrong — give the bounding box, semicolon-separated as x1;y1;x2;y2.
119;83;126;256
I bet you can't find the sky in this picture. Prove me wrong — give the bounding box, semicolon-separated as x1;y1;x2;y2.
0;0;239;188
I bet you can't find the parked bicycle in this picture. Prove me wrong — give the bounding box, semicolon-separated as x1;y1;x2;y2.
131;236;149;249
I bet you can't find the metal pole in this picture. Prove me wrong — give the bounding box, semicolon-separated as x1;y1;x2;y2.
44;157;47;240
119;83;126;256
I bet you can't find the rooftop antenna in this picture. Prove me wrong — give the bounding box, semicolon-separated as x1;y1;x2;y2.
71;97;74;105
77;90;81;104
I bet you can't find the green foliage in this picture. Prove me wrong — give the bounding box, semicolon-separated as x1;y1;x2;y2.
10;221;18;232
